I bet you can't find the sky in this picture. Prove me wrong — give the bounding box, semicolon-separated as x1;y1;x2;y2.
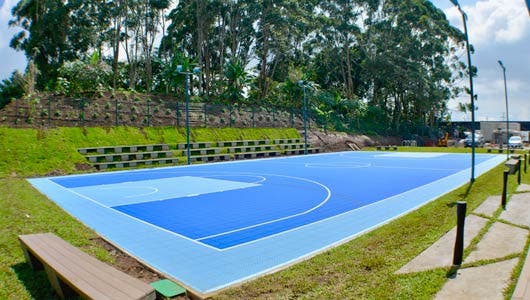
0;0;528;121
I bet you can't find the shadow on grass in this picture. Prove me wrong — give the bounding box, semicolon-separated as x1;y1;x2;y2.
445;265;460;279
11;262;59;300
446;183;475;209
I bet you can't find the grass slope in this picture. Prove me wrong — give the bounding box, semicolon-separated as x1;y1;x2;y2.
0;127;527;299
0;126;299;177
0;126;299;299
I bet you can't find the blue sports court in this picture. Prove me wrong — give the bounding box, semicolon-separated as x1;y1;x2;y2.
29;151;504;295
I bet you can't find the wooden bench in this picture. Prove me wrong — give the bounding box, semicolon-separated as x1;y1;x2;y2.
19;233;155;300
506;158;520;175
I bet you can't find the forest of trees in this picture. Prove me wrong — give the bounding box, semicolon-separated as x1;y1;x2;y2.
0;0;471;135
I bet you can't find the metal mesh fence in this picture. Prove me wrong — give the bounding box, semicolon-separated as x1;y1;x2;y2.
0;94;320;130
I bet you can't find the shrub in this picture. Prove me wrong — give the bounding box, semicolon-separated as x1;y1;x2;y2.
56;52;112;95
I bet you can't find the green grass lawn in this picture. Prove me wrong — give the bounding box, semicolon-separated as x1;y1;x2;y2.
0;128;528;299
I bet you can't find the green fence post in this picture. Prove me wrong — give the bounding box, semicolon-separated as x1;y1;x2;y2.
251;107;255;127
147;99;151;127
229;104;233;127
80;97;85;127
14;100;19;125
203;103;207;127
176;102;180;127
115;97;118;126
47;97;51;126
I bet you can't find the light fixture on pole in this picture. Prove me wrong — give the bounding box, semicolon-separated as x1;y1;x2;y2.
298;80;309;155
177;65;201;165
450;0;476;182
498;60;509;160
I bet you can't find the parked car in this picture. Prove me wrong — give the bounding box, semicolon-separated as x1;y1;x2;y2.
464;134;484;147
508;136;523;149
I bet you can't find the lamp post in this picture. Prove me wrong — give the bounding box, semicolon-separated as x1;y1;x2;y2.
298;80;309;155
498;60;509;160
450;0;476;182
177;65;201;165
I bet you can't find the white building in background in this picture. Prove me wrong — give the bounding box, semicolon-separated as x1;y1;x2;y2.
480;121;521;144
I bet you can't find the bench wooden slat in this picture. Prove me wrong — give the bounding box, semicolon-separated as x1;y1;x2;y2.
506;159;520;175
21;234;155;299
20;233;155;300
32;238;133;299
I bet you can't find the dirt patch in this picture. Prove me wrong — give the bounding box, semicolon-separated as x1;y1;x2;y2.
91;237;191;299
307;130;400;152
75;162;93;171
92;237;162;283
45;169;67;176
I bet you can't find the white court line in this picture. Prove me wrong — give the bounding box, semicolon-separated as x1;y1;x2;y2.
372;165;462;172
44;153;499;252
195;173;332;242
100;186;159;199
211;161;478;251
200;174;267;184
46;179;223;252
304;163;371;169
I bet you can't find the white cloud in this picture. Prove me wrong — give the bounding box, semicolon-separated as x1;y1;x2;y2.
445;0;530;46
441;0;530;122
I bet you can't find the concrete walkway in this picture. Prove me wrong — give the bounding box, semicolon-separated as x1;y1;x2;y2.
397;191;530;299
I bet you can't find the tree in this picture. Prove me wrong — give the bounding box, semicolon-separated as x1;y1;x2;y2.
9;0;105;87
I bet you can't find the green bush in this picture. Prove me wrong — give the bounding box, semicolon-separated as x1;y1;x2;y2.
0;74;24;109
56;53;112;95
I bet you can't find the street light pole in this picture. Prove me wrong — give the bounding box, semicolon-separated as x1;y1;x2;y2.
498;60;509;160
450;0;476;182
298;80;308;155
177;65;200;165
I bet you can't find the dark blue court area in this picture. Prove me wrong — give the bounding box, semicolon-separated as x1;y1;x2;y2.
29;151;505;294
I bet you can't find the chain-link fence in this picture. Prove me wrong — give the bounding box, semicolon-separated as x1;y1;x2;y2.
0;93;320;130
0;93;451;139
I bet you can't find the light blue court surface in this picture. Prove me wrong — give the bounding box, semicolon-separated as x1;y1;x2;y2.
29;151;505;294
